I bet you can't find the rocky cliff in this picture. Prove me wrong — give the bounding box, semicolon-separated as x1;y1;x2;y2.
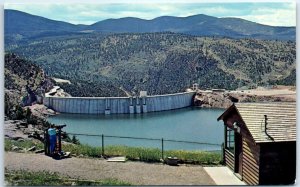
5;53;54;107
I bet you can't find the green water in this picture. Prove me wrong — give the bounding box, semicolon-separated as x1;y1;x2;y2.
48;107;225;151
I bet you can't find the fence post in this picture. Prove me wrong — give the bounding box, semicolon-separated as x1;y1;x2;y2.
221;143;225;164
102;134;104;157
161;138;164;160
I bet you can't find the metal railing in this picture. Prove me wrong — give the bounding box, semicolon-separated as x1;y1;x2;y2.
66;132;222;159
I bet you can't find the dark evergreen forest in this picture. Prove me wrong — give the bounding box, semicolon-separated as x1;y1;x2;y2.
6;33;296;97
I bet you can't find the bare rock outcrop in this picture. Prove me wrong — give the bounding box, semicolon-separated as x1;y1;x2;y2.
194;88;296;109
194;91;233;108
4;120;44;141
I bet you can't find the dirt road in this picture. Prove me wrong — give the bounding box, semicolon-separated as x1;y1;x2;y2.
5;152;215;185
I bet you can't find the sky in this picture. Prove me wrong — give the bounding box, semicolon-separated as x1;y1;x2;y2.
4;2;296;26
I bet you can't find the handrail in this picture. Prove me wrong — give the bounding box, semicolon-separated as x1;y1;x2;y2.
66;132;221;146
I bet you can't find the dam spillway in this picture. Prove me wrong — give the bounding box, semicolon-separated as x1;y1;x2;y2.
43;91;196;114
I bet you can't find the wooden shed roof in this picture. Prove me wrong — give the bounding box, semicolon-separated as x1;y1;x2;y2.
218;102;296;143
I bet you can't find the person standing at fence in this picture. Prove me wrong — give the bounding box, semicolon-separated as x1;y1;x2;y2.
48;128;57;154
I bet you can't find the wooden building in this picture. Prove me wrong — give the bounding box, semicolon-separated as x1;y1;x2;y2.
217;102;296;185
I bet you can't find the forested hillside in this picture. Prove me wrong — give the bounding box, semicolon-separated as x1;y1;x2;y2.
6;33;296;97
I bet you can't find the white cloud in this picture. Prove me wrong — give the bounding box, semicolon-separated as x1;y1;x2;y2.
238;5;295;26
5;2;296;26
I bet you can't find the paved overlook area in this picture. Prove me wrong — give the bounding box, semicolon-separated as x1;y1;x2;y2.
5;152;215;185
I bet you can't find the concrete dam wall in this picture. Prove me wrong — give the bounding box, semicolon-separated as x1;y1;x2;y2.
43;91;196;114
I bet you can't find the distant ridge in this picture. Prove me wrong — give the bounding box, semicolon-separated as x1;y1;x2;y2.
5;10;81;35
5;9;295;41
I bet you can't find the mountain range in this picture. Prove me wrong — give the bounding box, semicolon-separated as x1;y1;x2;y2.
5;9;295;41
4;9;296;97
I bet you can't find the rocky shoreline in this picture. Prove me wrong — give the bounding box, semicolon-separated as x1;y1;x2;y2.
4;120;41;140
4;104;58;148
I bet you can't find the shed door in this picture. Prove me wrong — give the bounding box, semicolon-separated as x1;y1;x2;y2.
234;132;243;177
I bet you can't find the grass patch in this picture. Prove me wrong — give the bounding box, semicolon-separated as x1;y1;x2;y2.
165;150;221;165
103;145;221;164
61;143;221;164
62;143;102;157
104;145;162;162
5;169;131;186
5;139;222;165
4;138;44;151
5;170;65;186
75;178;132;186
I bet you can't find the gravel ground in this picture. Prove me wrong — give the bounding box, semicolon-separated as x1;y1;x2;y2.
5;152;216;185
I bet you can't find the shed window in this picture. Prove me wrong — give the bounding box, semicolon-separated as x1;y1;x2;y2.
226;127;234;153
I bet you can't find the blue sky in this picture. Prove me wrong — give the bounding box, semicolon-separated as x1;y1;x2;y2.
5;2;296;26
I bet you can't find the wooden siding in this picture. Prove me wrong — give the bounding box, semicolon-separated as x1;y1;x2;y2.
259;142;296;185
242;136;260;185
224;149;234;171
218;102;296;185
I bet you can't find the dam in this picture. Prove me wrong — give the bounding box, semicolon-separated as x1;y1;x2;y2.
43;88;196;114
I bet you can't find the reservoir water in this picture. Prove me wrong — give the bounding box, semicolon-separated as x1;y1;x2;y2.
48;107;225;151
